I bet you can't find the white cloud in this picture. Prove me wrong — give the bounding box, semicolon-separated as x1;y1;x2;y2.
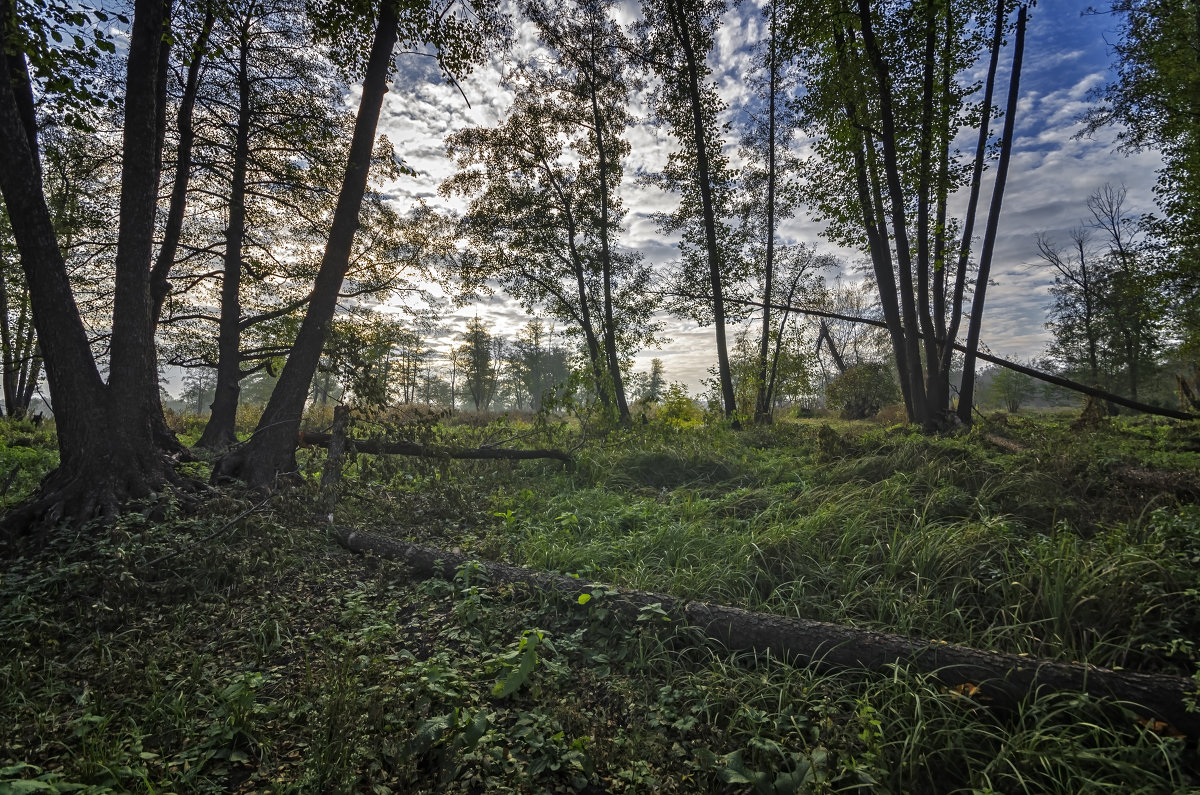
362;0;1165;396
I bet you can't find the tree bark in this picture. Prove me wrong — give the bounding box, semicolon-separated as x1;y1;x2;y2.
957;5;1026;424
664;0;737;425
147;4;215;455
588;44;631;427
335;528;1200;740
196;17;252;451
213;3;399;488
0;0;183;537
319;404;350;513
754;3;778;426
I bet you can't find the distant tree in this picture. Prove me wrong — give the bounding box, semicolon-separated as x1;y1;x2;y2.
1038;227;1104;384
180;368;216;416
460;317;497;411
826;362;900;420
987;366;1034;412
641;358;666;404
443;0;657;422
1039;185;1163;400
1082;0;1200;356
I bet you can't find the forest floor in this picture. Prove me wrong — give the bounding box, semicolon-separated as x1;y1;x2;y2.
1;410;1199;793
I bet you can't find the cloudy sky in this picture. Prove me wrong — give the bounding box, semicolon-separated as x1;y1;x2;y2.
372;0;1160;393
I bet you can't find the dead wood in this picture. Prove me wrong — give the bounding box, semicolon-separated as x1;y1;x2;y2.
983;434;1026;454
298;432;572;463
335;527;1200;740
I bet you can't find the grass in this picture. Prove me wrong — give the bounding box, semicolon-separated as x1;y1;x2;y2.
1;412;1198;792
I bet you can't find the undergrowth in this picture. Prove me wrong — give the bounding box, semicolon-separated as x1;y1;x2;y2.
1;412;1197;792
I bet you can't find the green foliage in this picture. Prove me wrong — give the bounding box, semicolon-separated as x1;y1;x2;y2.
1083;0;1200;353
986;366;1035;412
825;362;899;419
0;419;57;507
2;415;1198;791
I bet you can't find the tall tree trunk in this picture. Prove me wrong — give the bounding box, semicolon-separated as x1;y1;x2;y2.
754;3;778;426
147;4;215;453
856;0;929;427
214;3;399;487
942;0;1005;405
197;20;251;451
957;5;1026;424
0;0;180;537
588;53;631;426
832;27;910;419
665;0;737;425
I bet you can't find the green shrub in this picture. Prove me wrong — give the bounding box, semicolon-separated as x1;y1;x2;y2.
826;363;900;419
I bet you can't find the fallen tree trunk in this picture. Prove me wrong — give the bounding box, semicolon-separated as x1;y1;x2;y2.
335;528;1200;739
299;432;571;463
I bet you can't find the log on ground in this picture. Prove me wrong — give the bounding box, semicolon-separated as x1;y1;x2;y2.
335;528;1200;740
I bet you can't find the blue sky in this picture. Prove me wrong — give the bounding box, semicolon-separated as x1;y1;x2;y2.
374;0;1162;393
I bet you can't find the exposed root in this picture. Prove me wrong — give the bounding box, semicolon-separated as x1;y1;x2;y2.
0;456;206;555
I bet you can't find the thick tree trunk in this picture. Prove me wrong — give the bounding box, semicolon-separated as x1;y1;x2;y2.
196;22;251;451
109;0;171;448
0;0;183;538
336;529;1200;740
213;4;399;488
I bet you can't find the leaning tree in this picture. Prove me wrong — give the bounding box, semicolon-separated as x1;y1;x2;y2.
213;0;508;488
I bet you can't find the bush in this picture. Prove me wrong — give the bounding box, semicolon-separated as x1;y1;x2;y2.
826;363;900;420
656;382;703;427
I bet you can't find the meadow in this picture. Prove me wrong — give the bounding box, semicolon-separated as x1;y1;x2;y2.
1;410;1198;793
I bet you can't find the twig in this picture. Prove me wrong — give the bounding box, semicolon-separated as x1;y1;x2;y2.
142;495;272;569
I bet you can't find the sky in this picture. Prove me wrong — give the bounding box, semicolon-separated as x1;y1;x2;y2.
370;0;1162;394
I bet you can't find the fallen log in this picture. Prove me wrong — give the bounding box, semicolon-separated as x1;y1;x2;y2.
335;528;1200;740
299;432;571;463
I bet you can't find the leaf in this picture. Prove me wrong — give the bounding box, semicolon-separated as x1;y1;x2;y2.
492;634;540;698
577;593;591;605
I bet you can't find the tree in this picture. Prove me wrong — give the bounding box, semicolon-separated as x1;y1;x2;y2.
636;0;741;423
191;0;349;450
737;0;806;425
1;0;183;533
640;358;666;404
986;365;1034;412
444;0;657;423
1082;0;1200;357
1039;228;1105;384
460;317;497;411
786;0;1028;429
826;361;899;419
1039;185;1164;399
214;0;507;487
